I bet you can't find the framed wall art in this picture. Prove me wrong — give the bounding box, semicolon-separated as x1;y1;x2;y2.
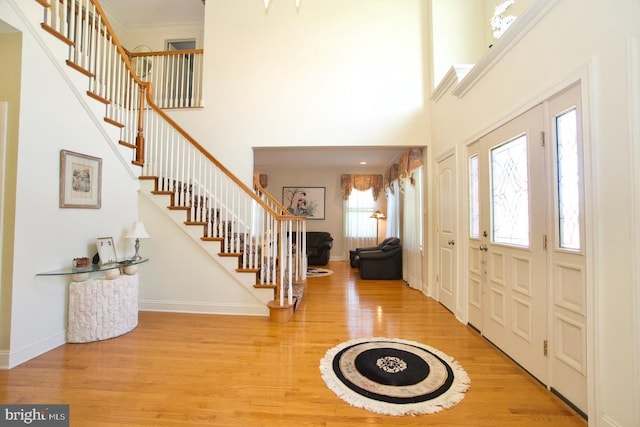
59;150;102;209
282;186;325;220
96;237;117;265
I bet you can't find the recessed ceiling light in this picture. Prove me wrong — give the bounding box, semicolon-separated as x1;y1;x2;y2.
360;161;367;165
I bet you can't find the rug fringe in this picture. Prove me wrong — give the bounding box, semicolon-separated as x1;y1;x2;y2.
319;337;470;416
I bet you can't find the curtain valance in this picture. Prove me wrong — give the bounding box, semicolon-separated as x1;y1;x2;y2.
340;174;384;200
385;147;424;193
399;147;424;180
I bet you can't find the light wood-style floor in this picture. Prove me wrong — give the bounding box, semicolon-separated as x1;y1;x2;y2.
0;261;586;426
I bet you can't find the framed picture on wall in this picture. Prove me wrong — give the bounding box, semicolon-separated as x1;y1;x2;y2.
59;150;102;209
282;186;325;220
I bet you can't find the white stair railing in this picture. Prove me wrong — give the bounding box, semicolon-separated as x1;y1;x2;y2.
129;49;204;109
41;0;144;153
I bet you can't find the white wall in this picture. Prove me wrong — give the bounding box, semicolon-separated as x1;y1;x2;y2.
116;24;204;52
431;0;485;87
190;0;431;184
0;1;140;368
430;0;640;425
431;0;535;89
100;3;204;52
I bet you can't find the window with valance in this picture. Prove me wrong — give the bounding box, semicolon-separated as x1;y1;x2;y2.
340;174;384;201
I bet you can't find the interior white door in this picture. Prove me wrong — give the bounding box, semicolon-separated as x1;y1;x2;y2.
472;105;548;383
546;84;587;414
437;152;457;313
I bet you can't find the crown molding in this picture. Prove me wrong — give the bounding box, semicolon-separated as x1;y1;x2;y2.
431;64;475;102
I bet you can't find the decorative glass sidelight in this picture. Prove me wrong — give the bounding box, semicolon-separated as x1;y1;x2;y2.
556;109;581;250
469;155;480;239
491;135;530;246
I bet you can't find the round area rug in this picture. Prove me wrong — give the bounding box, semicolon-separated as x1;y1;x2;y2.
319;337;470;416
307;267;333;278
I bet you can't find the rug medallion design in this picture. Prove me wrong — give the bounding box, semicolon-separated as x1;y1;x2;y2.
319;337;470;416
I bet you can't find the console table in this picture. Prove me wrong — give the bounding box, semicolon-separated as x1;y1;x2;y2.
38;259;148;343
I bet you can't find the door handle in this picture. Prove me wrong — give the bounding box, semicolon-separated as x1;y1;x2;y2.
448;240;455;245
479;243;488;251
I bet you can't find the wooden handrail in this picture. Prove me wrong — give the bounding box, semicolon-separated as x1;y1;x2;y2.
253;173;299;217
141;86;289;219
128;48;204;58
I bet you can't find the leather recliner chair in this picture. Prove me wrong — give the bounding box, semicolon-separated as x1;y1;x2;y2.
349;237;400;268
358;242;402;280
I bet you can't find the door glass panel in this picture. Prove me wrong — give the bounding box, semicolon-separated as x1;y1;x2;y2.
469;155;480;239
491;135;529;246
556;109;580;250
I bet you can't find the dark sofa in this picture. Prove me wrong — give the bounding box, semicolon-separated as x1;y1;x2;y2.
349;237;400;268
350;237;402;280
292;231;333;266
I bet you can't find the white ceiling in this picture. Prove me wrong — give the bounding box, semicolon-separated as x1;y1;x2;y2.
99;0;409;171
254;146;408;169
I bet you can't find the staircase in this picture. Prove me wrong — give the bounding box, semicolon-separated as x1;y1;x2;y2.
28;0;307;321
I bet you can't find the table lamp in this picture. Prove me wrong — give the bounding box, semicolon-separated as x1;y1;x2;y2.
125;221;150;261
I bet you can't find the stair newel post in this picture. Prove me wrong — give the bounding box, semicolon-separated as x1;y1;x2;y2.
135;82;148;165
267;217;293;322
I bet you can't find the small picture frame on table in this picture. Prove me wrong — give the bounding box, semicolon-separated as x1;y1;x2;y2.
96;237;117;265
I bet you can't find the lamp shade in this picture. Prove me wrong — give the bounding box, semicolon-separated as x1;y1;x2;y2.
370;210;386;219
125;221;150;239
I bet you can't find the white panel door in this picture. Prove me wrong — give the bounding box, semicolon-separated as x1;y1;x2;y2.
547;84;587;414
437;153;457;313
470;105;548;382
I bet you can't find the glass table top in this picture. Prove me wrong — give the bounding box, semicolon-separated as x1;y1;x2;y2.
37;258;149;276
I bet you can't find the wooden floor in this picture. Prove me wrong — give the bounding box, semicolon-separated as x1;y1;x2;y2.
0;261;586;426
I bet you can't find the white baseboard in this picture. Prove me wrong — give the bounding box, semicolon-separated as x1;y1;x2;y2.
139;300;269;317
0;333;66;370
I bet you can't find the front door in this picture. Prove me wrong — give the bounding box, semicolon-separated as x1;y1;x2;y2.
467;87;588;413
469;104;548;382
